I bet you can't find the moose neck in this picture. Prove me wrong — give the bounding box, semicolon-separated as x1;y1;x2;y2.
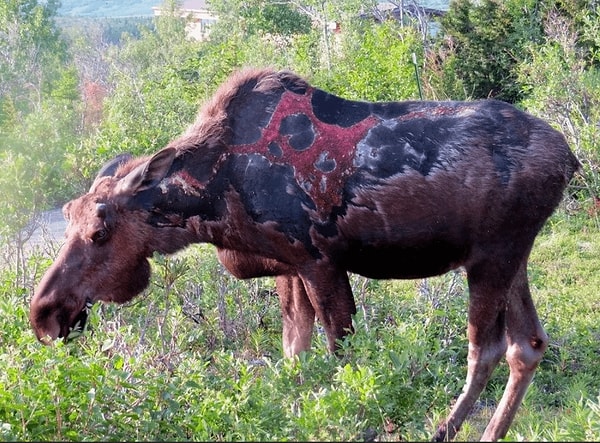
120;148;216;229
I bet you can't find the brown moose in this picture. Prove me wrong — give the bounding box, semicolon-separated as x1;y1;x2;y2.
29;67;580;441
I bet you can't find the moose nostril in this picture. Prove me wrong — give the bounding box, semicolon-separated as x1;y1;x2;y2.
40;335;56;345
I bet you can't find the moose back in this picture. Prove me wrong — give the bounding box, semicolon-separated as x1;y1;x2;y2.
30;68;579;441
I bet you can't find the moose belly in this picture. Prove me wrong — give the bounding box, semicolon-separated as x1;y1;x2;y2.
339;241;468;280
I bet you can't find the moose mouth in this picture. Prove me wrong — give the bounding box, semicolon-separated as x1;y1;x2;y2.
64;299;94;342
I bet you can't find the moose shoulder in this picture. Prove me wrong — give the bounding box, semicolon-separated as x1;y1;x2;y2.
29;67;579;441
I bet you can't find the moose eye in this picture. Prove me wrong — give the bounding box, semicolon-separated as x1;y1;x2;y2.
91;229;108;243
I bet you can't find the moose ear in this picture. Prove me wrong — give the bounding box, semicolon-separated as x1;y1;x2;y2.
96;153;133;179
89;153;133;192
117;147;176;195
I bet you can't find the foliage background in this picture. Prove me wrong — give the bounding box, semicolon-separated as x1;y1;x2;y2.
1;0;600;440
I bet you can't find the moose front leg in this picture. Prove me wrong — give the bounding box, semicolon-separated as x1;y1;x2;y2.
297;265;357;353
276;275;315;357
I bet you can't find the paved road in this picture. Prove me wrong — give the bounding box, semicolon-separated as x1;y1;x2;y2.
22;208;67;251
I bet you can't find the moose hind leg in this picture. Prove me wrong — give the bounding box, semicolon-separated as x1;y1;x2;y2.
433;261;512;442
276;275;316;358
481;260;548;441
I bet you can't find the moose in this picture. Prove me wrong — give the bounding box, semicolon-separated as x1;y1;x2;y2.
30;67;579;441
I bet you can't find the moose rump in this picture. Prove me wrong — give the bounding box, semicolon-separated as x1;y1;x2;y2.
29;68;579;441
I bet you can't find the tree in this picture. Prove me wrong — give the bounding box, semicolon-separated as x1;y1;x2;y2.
208;0;312;36
430;0;544;102
518;6;600;201
207;0;375;74
205;0;317;77
0;0;69;117
86;0;205;163
318;19;421;102
288;0;376;73
0;0;82;237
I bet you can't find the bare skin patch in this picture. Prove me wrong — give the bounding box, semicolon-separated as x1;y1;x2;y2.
160;170;205;196
232;89;378;217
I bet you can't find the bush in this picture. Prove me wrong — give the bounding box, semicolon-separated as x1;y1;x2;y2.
518;8;600;204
